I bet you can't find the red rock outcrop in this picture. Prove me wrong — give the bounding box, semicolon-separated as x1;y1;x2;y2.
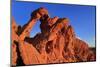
12;7;96;66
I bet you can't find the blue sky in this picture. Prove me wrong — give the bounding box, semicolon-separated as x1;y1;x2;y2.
12;0;96;47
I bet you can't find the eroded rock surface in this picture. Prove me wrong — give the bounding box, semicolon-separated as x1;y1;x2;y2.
12;7;96;66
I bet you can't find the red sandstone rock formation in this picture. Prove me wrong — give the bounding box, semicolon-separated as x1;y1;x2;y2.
12;7;96;66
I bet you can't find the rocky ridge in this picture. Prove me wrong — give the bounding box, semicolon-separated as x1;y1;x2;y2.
12;7;96;66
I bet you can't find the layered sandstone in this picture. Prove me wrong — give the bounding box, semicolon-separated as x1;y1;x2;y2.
12;7;96;66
